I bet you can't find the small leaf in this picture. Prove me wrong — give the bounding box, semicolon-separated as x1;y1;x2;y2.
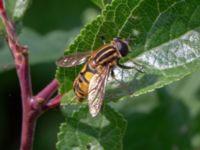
5;0;31;20
0;0;32;36
12;0;31;20
57;105;127;150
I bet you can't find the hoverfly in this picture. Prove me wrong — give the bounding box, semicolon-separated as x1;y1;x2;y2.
57;37;137;117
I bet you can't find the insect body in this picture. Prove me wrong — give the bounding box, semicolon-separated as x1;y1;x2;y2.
57;37;131;117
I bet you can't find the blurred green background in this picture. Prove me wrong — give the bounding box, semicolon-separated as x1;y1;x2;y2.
1;0;200;150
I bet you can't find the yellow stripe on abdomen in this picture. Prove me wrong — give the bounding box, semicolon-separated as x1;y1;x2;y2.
78;80;88;93
73;63;96;100
78;71;94;93
84;72;94;82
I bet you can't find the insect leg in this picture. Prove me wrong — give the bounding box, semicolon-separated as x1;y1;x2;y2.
117;60;145;73
111;68;115;79
111;68;121;82
111;67;130;83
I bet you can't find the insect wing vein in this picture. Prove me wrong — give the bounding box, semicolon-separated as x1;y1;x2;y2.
56;52;92;67
88;66;110;117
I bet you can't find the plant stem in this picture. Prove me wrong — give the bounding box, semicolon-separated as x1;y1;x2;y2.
45;95;62;110
0;1;61;150
36;79;59;103
20;106;38;150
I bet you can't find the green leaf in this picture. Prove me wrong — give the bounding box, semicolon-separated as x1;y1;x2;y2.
5;0;31;20
0;0;32;35
111;72;200;149
57;105;127;150
12;0;31;20
91;0;111;9
123;88;192;149
0;28;79;73
91;0;105;9
57;0;200;102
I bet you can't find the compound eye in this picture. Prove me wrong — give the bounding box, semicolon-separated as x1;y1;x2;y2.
112;37;129;57
116;41;129;57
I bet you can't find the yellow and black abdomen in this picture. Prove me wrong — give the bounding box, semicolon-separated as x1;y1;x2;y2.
73;45;120;101
73;62;96;101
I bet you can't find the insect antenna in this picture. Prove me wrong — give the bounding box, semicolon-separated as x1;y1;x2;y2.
125;56;145;73
125;34;134;48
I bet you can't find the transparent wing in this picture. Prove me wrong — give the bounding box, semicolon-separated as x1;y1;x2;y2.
88;66;110;117
106;60;144;99
56;51;92;67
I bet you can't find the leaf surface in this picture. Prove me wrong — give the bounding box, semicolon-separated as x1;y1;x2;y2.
57;0;200;101
57;105;127;150
56;0;200;149
91;0;111;9
0;0;31;35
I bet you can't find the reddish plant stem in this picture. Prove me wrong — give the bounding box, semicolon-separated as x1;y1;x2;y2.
0;2;32;98
20;107;38;150
0;0;3;10
44;95;62;110
0;4;35;150
0;1;61;150
32;79;60;110
36;79;59;102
